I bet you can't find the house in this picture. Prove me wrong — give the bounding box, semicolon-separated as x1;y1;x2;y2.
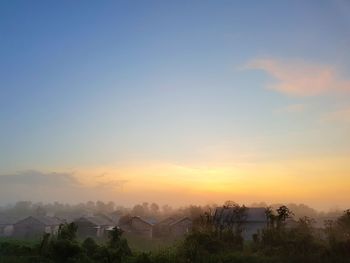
153;217;192;238
213;207;268;240
0;215;19;237
73;215;115;238
153;217;177;238
169;217;192;237
13;216;63;238
129;216;154;238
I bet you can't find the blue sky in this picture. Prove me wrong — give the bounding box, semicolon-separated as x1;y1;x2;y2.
1;1;350;208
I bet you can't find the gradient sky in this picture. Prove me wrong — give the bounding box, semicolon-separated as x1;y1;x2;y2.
1;1;350;210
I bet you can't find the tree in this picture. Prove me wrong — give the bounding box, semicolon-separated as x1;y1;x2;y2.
326;209;350;256
49;223;82;263
276;205;293;229
255;205;294;251
150;203;159;215
96;200;107;213
94;227;131;263
265;206;275;228
289;217;319;256
337;209;350;236
132;204;145;217
57;223;78;241
82;237;99;258
39;233;51;256
106;201;115;213
223;200;238;208
188;205;203;220
108;227;124;248
162;204;173;215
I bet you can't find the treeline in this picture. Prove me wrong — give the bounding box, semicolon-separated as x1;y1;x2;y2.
0;200;341;220
0;205;349;263
0;201;215;220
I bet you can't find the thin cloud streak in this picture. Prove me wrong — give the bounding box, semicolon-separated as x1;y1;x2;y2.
0;170;80;186
245;58;350;97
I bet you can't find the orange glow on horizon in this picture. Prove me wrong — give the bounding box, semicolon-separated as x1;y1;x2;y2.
48;155;350;210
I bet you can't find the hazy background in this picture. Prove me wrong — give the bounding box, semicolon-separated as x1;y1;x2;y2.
1;1;350;211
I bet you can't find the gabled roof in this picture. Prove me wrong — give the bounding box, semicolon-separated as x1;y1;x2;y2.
76;215;116;226
15;216;63;226
169;217;192;226
156;217;177;226
145;217;158;225
214;207;267;225
95;214;115;225
131;216;154;226
56;213;85;223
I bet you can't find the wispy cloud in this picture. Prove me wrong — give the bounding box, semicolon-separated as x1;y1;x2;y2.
0;170;79;186
245;58;350;96
94;179;130;190
0;169;130;204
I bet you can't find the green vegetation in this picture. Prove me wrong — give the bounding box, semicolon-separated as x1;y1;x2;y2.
1;207;350;263
123;233;175;252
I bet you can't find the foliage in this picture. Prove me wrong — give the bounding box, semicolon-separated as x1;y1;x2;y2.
1;205;350;263
325;209;350;257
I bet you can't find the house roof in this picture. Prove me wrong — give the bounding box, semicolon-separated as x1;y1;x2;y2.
213;207;267;225
156;217;177;226
94;214;115;225
56;213;85;223
131;216;154;226
76;215;116;226
169;217;192;226
145;217;158;225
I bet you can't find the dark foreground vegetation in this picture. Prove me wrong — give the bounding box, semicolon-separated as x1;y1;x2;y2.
0;206;349;263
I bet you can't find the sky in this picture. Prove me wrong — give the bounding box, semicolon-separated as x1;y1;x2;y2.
1;0;350;210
